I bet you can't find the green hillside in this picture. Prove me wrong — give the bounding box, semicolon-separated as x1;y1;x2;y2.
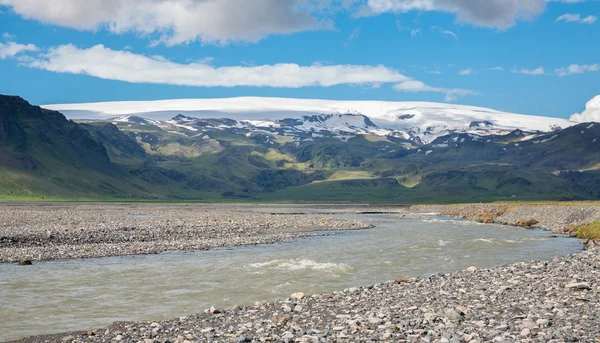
1;94;599;203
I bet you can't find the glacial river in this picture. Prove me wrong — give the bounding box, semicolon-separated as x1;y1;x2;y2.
0;212;582;341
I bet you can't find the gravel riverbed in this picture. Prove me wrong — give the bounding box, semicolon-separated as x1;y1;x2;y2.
0;204;373;263
4;203;600;343
9;247;599;343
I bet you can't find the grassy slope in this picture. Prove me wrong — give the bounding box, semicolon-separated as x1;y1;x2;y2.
3;95;600;203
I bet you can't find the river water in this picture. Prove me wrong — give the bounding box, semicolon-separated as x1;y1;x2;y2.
0;212;582;341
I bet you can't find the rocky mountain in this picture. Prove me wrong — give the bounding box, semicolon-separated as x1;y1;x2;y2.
2;94;599;202
44;97;573;144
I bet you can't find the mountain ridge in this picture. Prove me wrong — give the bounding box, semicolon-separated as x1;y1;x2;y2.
2;94;599;202
43;97;574;144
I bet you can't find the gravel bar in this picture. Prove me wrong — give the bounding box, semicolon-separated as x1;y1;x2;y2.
0;203;374;263
412;203;600;234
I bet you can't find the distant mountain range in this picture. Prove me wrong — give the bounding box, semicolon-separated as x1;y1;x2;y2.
2;94;599;202
45;97;572;144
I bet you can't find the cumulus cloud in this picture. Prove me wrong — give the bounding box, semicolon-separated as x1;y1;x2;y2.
11;43;475;101
570;94;600;122
556;64;598;76
0;0;332;46
511;66;545;75
364;0;546;29
0;41;38;59
556;13;597;24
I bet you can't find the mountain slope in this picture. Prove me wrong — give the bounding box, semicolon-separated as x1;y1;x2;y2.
0;95;179;199
3;94;600;202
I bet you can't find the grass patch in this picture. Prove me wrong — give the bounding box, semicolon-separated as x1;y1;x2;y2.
572;221;600;240
317;170;375;182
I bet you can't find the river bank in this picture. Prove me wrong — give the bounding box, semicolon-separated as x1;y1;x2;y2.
8;247;598;343
0;204;375;263
3;203;599;343
411;203;600;243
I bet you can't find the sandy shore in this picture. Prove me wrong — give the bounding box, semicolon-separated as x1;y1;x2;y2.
0;204;377;263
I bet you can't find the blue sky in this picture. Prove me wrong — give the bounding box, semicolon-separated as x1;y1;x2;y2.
0;0;598;119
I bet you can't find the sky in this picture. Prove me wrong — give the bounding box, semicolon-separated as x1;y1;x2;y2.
0;0;598;120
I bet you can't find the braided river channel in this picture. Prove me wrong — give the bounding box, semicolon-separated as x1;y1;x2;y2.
0;210;582;341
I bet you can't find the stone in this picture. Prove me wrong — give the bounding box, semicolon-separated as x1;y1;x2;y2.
424;313;437;324
445;309;465;322
565;282;591;290
291;292;305;300
18;259;32;266
467;266;477;272
368;317;383;325
282;331;294;339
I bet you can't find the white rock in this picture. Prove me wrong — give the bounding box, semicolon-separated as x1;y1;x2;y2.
291;292;305;300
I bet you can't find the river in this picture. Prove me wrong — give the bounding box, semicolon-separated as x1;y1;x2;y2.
0;211;582;341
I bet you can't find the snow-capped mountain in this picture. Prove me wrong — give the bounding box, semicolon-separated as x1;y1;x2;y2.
110;112;411;144
44;97;575;143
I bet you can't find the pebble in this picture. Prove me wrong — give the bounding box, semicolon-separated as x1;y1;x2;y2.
565;282;591;290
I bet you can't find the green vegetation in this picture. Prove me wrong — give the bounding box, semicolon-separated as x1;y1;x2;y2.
572;221;600;240
2;94;600;203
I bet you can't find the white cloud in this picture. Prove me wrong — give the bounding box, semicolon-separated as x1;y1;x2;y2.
556;13;597;24
511;66;545;75
555;63;599;76
348;27;362;41
490;66;504;71
365;0;546;29
431;25;457;38
17;43;476;101
458;68;473;75
0;41;38;59
0;0;332;46
395;20;421;37
392;80;478;102
25;44;406;87
570;94;600;122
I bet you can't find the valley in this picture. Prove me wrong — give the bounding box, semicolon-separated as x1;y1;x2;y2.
1;95;599;202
